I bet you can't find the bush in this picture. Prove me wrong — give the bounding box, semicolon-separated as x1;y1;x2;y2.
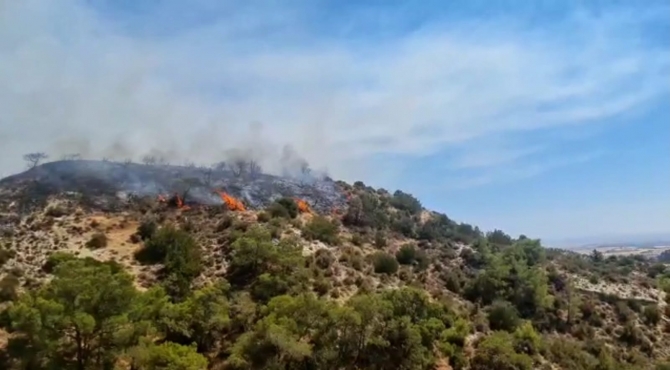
302;216;339;245
0;247;16;267
351;233;364;246
313;249;334;270
0;274;20;302
389;190;422;214
136;227;200;266
488;301;521;332
396;244;417;265
373;252;399;275
512;321;542;355
471;331;532;370
443;270;463;294
313;278;331;296
619;320;643;345
45;205;68;218
642;304;661;326
85;232;108;249
268;197;299;219
543;337;598;370
42;252;78;273
390;215;416;238
136;226;202;299
216;216;234;232
256;212;271;223
374;230;387;248
137;219;157;240
395;244;430;271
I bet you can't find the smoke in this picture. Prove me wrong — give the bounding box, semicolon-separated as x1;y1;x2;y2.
2;0;666;191
0;0;354;180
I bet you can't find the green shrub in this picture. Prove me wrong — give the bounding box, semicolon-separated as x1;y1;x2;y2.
443;270;463;294
351;233;364;246
85;232;108;249
313;249;334;269
390;215;415;238
543;337;598;370
137;219;157;240
313;278;331;296
0;246;16;267
373;252;399;275
134;226;202;299
488;300;520;332
268;197;299;219
302;216;339;245
396;244;417;265
136;227;200;267
642;304;661;326
512;321;543;355
389;190;422;214
619;320;643;345
45;205;68;218
42;252;78;273
0;274;20;302
374;230;387;248
256;212;271;223
471;331;532;370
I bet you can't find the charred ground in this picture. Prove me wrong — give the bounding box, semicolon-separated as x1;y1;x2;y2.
0;159;346;214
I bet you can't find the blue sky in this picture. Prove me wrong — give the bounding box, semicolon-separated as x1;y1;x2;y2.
1;0;668;244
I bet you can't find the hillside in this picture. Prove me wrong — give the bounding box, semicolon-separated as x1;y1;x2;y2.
0;160;669;370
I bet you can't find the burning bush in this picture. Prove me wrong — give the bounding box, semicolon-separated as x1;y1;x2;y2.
217;191;246;211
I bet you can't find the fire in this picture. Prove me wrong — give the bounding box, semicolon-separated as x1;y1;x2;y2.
295;198;311;213
157;193;190;211
174;194;191;211
216;191;246;211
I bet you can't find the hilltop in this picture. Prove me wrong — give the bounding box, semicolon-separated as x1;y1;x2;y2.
0;160;669;369
0;159;346;214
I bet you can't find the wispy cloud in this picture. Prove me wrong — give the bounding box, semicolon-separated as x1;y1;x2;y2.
445;150;605;190
0;0;667;183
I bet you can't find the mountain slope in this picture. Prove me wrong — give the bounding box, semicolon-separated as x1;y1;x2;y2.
0;160;346;213
0;160;669;369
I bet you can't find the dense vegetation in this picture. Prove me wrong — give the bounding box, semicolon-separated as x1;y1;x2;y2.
0;180;669;369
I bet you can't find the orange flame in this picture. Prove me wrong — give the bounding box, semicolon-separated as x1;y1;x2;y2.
295;198;311;213
175;194;191;210
158;193;190;211
216;191;246;211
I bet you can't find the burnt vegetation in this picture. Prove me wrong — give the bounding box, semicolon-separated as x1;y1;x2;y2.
0;156;668;369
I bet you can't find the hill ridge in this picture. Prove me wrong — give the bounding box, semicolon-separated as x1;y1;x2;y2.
0;160;669;369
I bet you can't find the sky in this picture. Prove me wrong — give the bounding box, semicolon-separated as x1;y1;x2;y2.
0;0;668;245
